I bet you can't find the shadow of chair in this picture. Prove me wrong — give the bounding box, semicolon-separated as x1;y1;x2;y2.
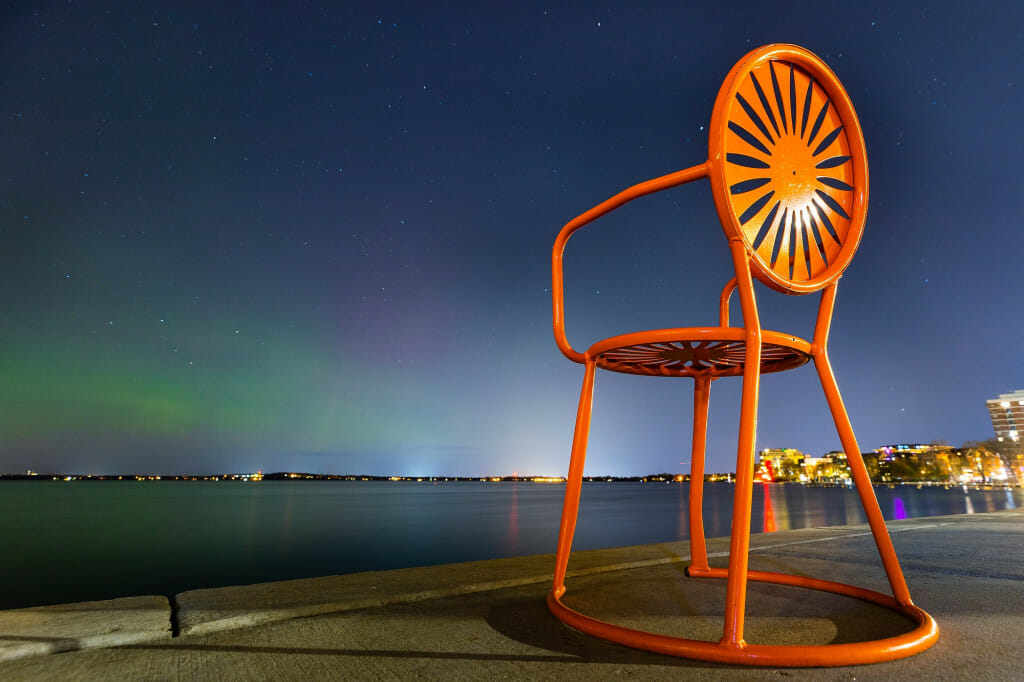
546;43;938;667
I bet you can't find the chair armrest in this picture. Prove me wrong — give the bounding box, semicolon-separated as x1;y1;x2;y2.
552;163;710;363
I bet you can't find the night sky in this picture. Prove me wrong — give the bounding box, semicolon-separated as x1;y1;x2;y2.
2;2;1022;477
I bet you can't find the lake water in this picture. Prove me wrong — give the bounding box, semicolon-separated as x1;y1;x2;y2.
1;480;1021;609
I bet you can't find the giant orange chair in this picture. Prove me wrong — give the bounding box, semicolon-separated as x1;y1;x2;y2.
548;44;938;666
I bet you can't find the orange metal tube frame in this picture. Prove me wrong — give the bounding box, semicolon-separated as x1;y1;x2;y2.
547;571;937;666
721;239;762;646
811;283;914;605
718;277;738;327
551;359;597;594
552;163;710;364
686;375;711;574
548;166;937;666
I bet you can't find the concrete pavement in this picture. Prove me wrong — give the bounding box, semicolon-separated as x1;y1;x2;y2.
1;508;1022;679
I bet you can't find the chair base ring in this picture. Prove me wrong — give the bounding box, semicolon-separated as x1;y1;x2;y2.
547;568;938;667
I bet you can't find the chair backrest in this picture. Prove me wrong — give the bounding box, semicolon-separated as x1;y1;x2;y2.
707;44;868;295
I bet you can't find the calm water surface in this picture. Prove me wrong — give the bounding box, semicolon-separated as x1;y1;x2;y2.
1;480;1020;609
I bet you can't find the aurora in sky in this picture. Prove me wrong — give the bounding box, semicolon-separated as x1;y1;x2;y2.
2;2;1021;476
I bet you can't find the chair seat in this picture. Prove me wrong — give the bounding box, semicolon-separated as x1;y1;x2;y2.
588;327;811;378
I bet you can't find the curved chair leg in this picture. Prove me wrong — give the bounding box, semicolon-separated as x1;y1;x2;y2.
813;352;913;605
687;376;712;575
552;360;597;595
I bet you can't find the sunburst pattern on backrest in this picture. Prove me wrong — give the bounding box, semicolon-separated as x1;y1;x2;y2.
709;45;867;294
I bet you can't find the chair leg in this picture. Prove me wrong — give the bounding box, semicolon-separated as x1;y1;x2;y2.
552;360;598;596
813;352;913;605
721;346;761;647
687;376;712;575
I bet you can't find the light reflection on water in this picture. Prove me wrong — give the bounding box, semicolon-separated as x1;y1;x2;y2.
763;483;777;532
0;481;1021;610
506;481;519;554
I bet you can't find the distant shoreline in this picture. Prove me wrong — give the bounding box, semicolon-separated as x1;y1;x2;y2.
1;473;1020;488
0;473;715;483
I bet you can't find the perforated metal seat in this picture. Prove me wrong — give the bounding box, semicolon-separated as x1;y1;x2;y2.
591;329;810;378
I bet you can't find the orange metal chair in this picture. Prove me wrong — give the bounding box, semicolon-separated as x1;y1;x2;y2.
548;44;938;667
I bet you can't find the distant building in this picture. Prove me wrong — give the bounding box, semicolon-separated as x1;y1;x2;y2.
757;448;805;482
871;444;943;483
803;450;851;483
875;443;935;457
822;450;849;468
987;389;1024;445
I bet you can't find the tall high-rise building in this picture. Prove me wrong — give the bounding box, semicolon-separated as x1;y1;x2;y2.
986;390;1024;444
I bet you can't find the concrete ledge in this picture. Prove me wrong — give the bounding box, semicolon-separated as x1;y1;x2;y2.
175;523;884;636
175;544;680;636
0;596;171;662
